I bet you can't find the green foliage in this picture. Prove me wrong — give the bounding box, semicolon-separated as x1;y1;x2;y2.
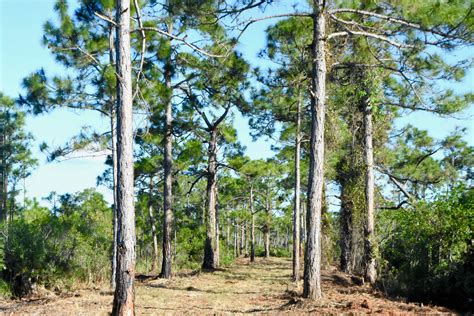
2;190;111;296
378;184;474;310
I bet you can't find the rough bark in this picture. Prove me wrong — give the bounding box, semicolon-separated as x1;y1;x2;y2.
161;46;173;279
202;129;218;269
363;97;377;284
303;0;326;300
112;0;136;313
293;94;301;282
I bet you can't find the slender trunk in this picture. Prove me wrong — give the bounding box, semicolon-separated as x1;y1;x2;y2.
250;185;255;262
363;97;377;284
234;221;238;257
215;186;220;268
108;18;118;290
264;197;271;258
148;177;159;272
112;0;135;313
110;109;119;289
303;0;326;300
293;94;302;281
203;129;218;269
0;127;4;222
226;219;230;249
3;167;7;222
240;221;245;256
161;39;174;278
339;181;353;273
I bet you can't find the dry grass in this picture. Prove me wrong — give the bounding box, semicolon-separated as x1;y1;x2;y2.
0;258;453;315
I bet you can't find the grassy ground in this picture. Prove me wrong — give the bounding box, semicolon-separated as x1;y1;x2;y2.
0;257;452;314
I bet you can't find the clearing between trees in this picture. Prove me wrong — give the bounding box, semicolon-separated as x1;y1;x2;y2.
0;258;452;314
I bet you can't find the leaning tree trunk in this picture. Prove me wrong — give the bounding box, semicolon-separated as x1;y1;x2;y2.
161;46;174;279
363;96;377;284
293;94;302;282
112;0;136;313
250;185;256;262
203;129;218;269
303;0;326;300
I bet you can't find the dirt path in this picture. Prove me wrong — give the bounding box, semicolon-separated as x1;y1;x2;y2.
0;258;452;314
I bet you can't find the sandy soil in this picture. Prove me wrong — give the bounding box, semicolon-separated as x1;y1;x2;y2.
0;258;454;315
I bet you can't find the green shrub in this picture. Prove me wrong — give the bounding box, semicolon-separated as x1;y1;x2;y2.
378;184;474;311
2;190;112;296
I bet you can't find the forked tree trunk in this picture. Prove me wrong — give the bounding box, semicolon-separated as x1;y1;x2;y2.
148;177;159;272
161;43;174;279
203;129;218;269
303;0;326;300
293;93;302;282
112;0;136;313
363;96;377;284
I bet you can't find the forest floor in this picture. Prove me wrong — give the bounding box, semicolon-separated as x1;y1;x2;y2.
0;257;453;315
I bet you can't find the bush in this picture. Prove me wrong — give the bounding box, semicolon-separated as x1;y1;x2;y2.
1;190;112;296
378;184;474;311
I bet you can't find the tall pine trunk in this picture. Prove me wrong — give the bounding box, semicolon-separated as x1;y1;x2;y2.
108;20;118;290
303;0;326;300
148;177;159;272
293;94;301;281
112;0;135;313
363;96;377;284
250;185;255;262
263;197;271;258
203;129;218;269
215;185;220;268
161;48;173;279
110;107;118;289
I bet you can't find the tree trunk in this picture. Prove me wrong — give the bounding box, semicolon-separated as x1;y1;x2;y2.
303;0;326;300
112;0;136;313
107;15;118;290
363;97;377;284
240;221;245;257
203;129;218;269
148;177;159;272
293;93;301;281
339;181;353;273
110;108;119;289
250;185;255;262
234;221;238;257
161;41;174;279
215;186;220;268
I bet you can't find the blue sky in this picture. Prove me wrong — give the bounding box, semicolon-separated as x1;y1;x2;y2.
1;0;472;205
